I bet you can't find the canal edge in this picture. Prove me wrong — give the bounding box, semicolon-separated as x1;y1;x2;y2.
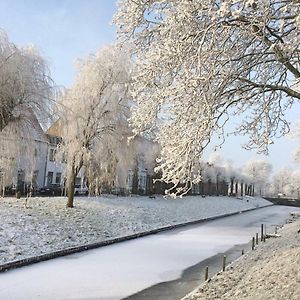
0;203;273;273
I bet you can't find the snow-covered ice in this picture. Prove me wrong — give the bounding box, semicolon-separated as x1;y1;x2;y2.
0;195;271;265
1;204;292;300
0;224;252;300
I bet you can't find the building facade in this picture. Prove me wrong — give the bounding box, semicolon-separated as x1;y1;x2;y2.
0;113;49;194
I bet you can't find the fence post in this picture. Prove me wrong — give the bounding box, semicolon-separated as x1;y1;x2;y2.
205;266;209;281
261;224;264;241
264;224;267;235
222;255;226;271
256;233;259;245
252;237;255;250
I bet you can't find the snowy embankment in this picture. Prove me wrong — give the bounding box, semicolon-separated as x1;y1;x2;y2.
0;195;271;265
183;211;300;300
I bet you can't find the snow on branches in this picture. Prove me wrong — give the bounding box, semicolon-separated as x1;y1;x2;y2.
0;29;54;192
290;119;300;163
269;167;300;198
115;0;300;196
57;45;131;207
0;28;54;133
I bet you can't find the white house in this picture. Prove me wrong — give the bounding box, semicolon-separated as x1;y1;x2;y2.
0;114;158;196
45;119;158;195
0;112;48;193
44;120;86;191
119;135;158;194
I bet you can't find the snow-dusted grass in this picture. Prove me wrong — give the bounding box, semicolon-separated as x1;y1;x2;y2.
0;195;271;265
183;213;300;300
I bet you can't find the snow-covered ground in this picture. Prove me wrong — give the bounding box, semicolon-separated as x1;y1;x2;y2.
0;195;271;265
183;212;300;300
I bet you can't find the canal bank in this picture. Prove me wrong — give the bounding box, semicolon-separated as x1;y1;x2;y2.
182;210;300;300
123;205;300;300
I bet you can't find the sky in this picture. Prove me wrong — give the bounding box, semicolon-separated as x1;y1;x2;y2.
0;0;117;87
0;0;299;173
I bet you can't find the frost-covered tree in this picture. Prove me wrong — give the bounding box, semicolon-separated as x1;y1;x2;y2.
0;29;53;195
57;45;131;207
287;170;300;198
0;29;53;132
290;120;300;162
115;0;300;196
242;159;272;196
84;144;119;196
269;167;300;198
204;154;256;196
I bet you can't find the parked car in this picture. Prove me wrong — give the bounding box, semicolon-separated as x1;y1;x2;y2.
111;187;128;196
39;184;63;196
277;193;286;198
7;182;36;196
74;185;88;196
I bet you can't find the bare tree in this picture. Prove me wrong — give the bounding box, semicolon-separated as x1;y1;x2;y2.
57;45;131;207
115;0;300;196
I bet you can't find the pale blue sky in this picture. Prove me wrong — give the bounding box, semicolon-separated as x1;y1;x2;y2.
0;0;117;87
0;0;299;171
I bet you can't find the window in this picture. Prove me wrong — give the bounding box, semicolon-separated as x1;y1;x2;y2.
49;136;62;146
49;136;56;145
139;174;147;189
75;177;81;186
49;149;56;162
17;170;25;183
127;171;133;186
32;171;39;187
61;152;67;163
55;172;62;184
47;172;53;186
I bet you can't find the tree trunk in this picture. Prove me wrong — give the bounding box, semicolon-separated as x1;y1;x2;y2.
230;178;234;196
248;185;252;196
67;171;76;208
216;175;219;196
1;175;4;198
208;179;212;196
132;167;139;195
66;155;84;208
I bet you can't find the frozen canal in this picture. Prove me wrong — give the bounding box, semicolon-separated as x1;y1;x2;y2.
0;205;299;300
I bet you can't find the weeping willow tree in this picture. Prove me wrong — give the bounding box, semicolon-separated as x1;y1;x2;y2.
0;28;54;133
57;45;131;207
0;28;54;195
